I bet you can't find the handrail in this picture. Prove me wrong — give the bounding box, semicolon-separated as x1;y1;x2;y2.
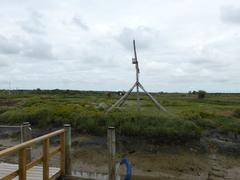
0;126;69;180
0;129;64;157
0;125;29;128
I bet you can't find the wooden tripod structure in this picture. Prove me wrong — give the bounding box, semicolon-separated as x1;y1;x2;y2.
106;40;167;113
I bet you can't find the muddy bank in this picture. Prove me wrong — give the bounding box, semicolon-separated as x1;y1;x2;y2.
0;128;240;179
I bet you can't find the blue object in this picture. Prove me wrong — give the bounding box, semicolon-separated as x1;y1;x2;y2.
120;158;132;180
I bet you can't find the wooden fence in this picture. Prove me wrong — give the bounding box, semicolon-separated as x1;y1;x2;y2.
0;124;72;180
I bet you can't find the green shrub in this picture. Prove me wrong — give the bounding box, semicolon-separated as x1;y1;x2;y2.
233;109;240;118
198;90;206;99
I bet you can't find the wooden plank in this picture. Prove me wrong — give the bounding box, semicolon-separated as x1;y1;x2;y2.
43;139;49;180
60;132;65;175
1;169;18;180
0;163;60;180
26;156;43;170
138;82;168;112
108;127;116;180
50;171;61;180
64;124;72;175
19;148;27;180
106;82;136;113
0;129;64;157
49;146;61;157
22;122;32;163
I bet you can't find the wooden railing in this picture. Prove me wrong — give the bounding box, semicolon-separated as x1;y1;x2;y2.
0;124;72;180
0;122;32;160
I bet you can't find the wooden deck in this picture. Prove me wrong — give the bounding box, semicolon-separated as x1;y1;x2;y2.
0;162;60;179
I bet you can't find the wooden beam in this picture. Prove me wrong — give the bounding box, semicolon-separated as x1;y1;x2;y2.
60;132;65;176
49;171;61;180
64;124;72;175
1;169;19;179
26;156;43;170
43;139;49;180
107;127;116;180
49;146;61;157
106;82;136;113
0;129;64;157
138;82;167;112
22;122;32;163
18;148;27;180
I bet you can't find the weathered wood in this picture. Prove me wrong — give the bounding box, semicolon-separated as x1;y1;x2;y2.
0;129;64;157
49;146;61;157
0;125;25;128
60;132;65;176
43;138;49;179
0;162;60;179
107;127;116;180
64;124;72;175
26;156;43;170
106;40;170;114
19;148;27;180
23;122;32;162
106;82;136;113
49;171;61;180
0;128;65;179
2;169;19;179
138;82;167;112
133;40;140;112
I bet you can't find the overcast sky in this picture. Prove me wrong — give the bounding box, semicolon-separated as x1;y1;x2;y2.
1;0;240;92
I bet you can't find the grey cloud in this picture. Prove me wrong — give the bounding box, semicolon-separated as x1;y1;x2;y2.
117;26;160;50
0;35;22;54
0;59;9;68
72;16;89;31
78;55;118;69
23;40;55;60
82;56;102;64
220;6;240;24
187;57;228;70
0;34;54;60
18;11;46;34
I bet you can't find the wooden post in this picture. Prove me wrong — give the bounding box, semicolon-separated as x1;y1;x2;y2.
20;125;23;143
43;139;49;180
64;124;72;175
60;131;65;176
19;148;27;180
22;122;32;162
133;40;140;112
108;127;116;180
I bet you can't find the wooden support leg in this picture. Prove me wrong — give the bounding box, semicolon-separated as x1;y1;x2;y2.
43;139;49;180
138;82;167;112
106;82;136;113
19;148;27;180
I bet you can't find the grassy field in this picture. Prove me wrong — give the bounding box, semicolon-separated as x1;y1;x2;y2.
0;89;240;142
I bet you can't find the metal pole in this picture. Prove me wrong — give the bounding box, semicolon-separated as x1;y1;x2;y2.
108;127;116;180
64;124;72;175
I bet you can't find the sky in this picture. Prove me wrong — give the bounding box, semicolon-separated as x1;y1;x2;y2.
0;0;240;92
